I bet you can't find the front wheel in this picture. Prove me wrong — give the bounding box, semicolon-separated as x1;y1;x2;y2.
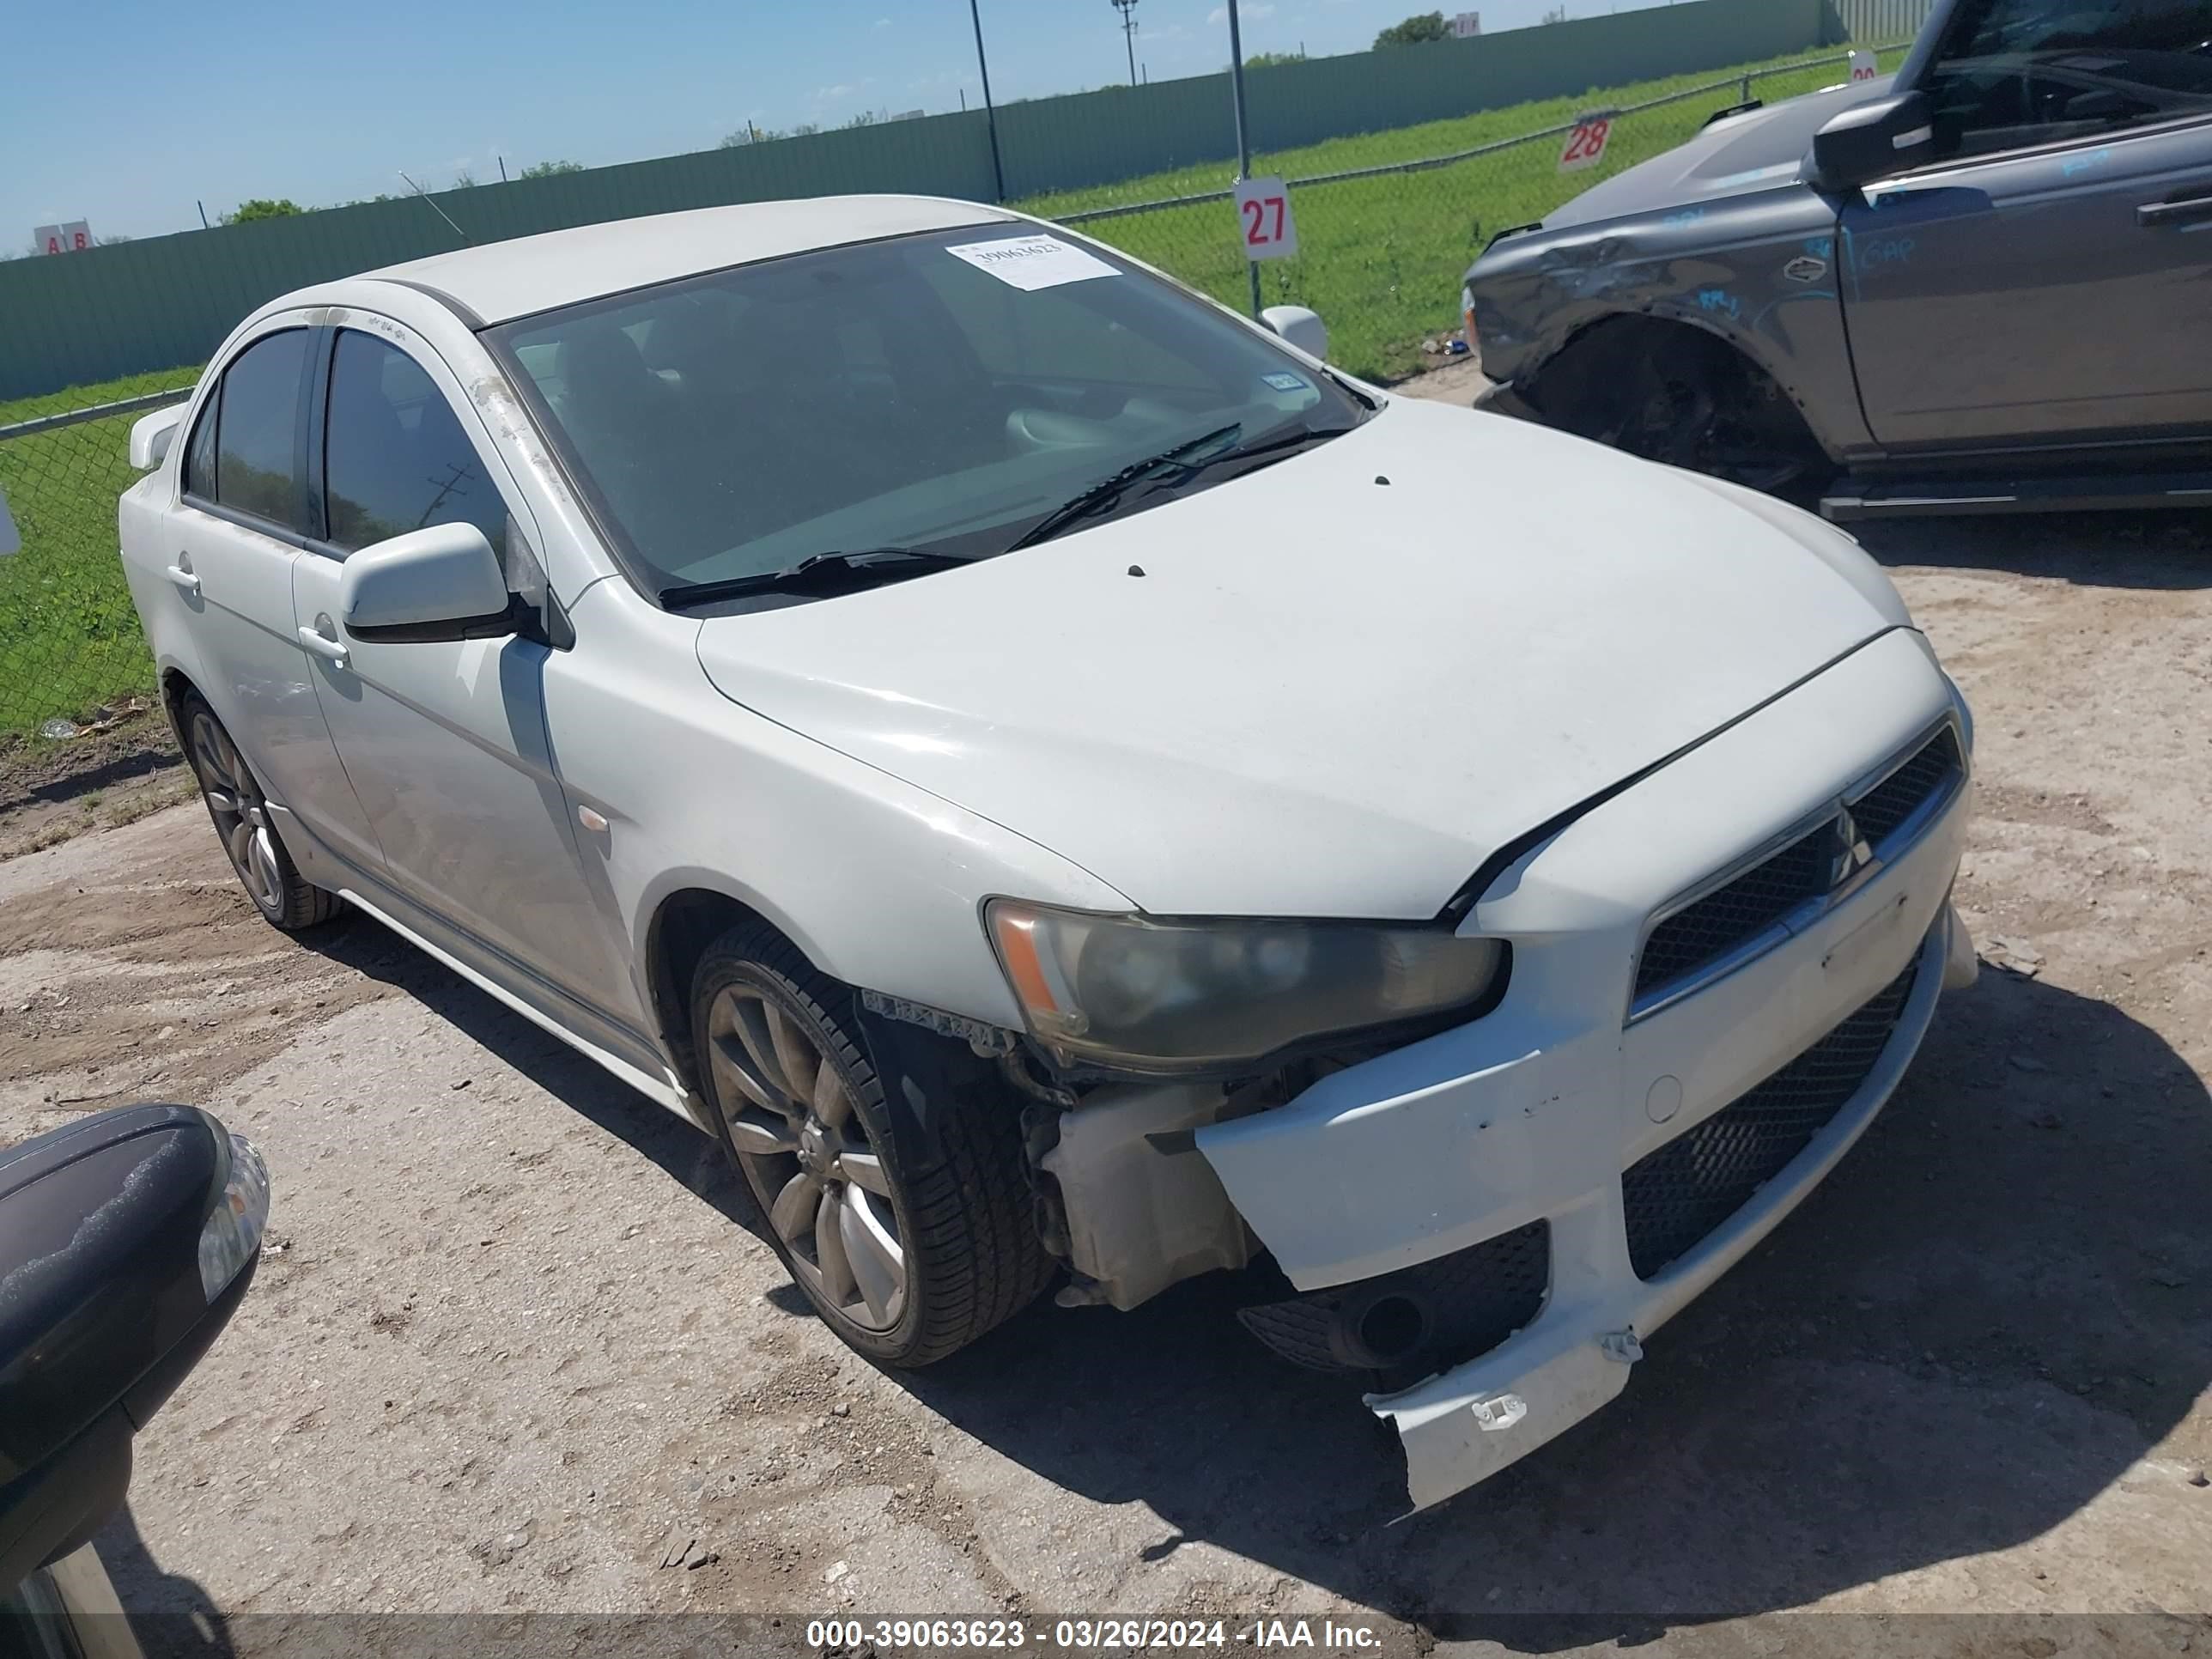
179;693;341;932
690;922;1053;1366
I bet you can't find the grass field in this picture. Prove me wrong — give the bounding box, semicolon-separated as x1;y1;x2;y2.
0;368;198;738
1035;43;1907;382
0;41;1902;741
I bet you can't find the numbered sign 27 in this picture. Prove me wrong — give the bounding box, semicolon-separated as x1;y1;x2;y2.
1233;176;1299;262
1558;113;1613;173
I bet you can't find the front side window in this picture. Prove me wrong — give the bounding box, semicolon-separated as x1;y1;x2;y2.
1923;0;2212;159
491;227;1365;601
323;330;507;555
188;328;311;532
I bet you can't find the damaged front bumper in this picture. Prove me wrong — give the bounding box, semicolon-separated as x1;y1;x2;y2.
1471;376;1541;422
1193;628;1974;1511
1373;916;1957;1509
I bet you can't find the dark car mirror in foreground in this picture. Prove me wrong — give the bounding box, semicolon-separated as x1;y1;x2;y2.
0;1105;269;1589
1809;90;1935;193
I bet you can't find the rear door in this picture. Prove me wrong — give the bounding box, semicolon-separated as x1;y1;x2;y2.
1841;0;2212;449
172;323;383;870
293;323;641;1025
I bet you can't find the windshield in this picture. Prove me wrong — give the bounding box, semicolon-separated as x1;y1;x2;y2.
489;226;1367;600
1925;0;2212;156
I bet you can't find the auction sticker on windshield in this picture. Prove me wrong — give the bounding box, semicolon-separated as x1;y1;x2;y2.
946;234;1119;291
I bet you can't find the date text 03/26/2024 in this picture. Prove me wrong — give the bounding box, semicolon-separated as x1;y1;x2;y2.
805;1619;1389;1652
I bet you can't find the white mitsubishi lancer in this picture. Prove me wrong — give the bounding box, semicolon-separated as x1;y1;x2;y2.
119;195;1975;1511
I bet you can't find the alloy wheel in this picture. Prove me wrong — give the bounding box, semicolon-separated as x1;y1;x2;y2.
707;984;907;1331
190;710;284;915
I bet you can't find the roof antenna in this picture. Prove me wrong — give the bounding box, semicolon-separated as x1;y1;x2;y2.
397;171;470;243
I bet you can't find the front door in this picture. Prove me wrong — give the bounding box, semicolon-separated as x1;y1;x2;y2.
1840;0;2212;450
295;323;641;1025
173;323;384;871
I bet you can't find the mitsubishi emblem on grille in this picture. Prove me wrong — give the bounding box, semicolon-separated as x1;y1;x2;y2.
1826;805;1875;890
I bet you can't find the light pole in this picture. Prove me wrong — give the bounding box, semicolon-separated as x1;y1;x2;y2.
969;0;1006;203
1109;0;1139;88
1224;0;1261;318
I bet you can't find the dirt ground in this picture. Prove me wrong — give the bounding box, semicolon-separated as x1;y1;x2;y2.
0;706;191;860
3;372;2209;1656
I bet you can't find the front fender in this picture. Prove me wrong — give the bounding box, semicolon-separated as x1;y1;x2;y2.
1468;185;1870;459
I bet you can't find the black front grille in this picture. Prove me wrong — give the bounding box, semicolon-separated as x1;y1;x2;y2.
1237;1220;1549;1377
1621;960;1919;1280
1635;824;1832;997
1632;726;1962;1006
1851;726;1964;844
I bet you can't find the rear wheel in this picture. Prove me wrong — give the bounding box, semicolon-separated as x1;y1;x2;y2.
690;922;1052;1365
179;693;341;932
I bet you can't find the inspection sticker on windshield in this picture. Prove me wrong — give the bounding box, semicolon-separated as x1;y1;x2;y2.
1261;371;1310;392
946;234;1118;292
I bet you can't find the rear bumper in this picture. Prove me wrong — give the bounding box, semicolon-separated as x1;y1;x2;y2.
1193;627;1972;1510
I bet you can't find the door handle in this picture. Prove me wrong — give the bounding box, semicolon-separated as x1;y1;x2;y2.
2138;193;2212;228
298;625;349;668
164;562;200;596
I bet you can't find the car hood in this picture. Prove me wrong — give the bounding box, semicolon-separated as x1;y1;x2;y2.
696;399;1902;919
1541;75;1895;230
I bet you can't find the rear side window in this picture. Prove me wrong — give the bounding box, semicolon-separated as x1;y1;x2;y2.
1925;0;2212;158
322;330;507;555
189;329;311;532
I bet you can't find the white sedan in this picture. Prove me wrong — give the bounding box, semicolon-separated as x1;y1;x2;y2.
120;195;1975;1511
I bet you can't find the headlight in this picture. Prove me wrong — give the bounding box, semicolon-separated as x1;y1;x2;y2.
198;1133;270;1301
985;901;1504;1074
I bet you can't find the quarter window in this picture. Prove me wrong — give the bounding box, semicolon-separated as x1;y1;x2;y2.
1923;0;2212;159
186;328;311;532
323;330;507;555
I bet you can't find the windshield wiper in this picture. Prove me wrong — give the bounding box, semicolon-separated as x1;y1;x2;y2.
1003;423;1245;553
659;547;979;609
1003;420;1356;554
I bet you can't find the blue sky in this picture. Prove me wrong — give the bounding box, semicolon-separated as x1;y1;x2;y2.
3;0;1668;243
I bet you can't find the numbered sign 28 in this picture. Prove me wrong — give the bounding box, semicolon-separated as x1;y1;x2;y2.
1558;113;1613;173
1233;176;1299;261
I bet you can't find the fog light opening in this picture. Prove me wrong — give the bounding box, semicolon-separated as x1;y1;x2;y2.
1356;1295;1431;1365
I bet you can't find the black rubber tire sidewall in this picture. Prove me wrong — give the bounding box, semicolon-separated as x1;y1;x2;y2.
689;920;1053;1368
179;691;342;933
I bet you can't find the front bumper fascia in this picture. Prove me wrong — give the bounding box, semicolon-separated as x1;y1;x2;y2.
1472;376;1541;422
1191;628;1972;1510
1374;916;1952;1510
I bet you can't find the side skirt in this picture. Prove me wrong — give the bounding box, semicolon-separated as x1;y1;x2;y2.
267;804;708;1133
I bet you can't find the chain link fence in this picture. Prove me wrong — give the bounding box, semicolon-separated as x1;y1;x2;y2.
1049;45;1909;381
0;42;1905;804
0;386;191;747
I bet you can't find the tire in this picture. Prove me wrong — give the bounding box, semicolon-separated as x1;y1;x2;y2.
690;921;1052;1366
178;692;342;932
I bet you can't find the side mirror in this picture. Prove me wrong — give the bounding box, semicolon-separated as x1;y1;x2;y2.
1261;305;1328;362
340;522;515;644
1809;91;1935;193
0;1104;269;1587
128;404;187;471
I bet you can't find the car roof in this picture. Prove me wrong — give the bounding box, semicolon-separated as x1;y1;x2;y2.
363;194;1018;325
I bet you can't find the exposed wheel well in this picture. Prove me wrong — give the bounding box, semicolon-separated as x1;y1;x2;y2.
645;887;778;1095
1522;313;1832;491
158;668;198;741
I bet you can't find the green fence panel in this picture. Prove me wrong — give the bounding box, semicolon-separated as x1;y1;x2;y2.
1821;0;1938;44
0;0;1826;401
0;112;998;401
